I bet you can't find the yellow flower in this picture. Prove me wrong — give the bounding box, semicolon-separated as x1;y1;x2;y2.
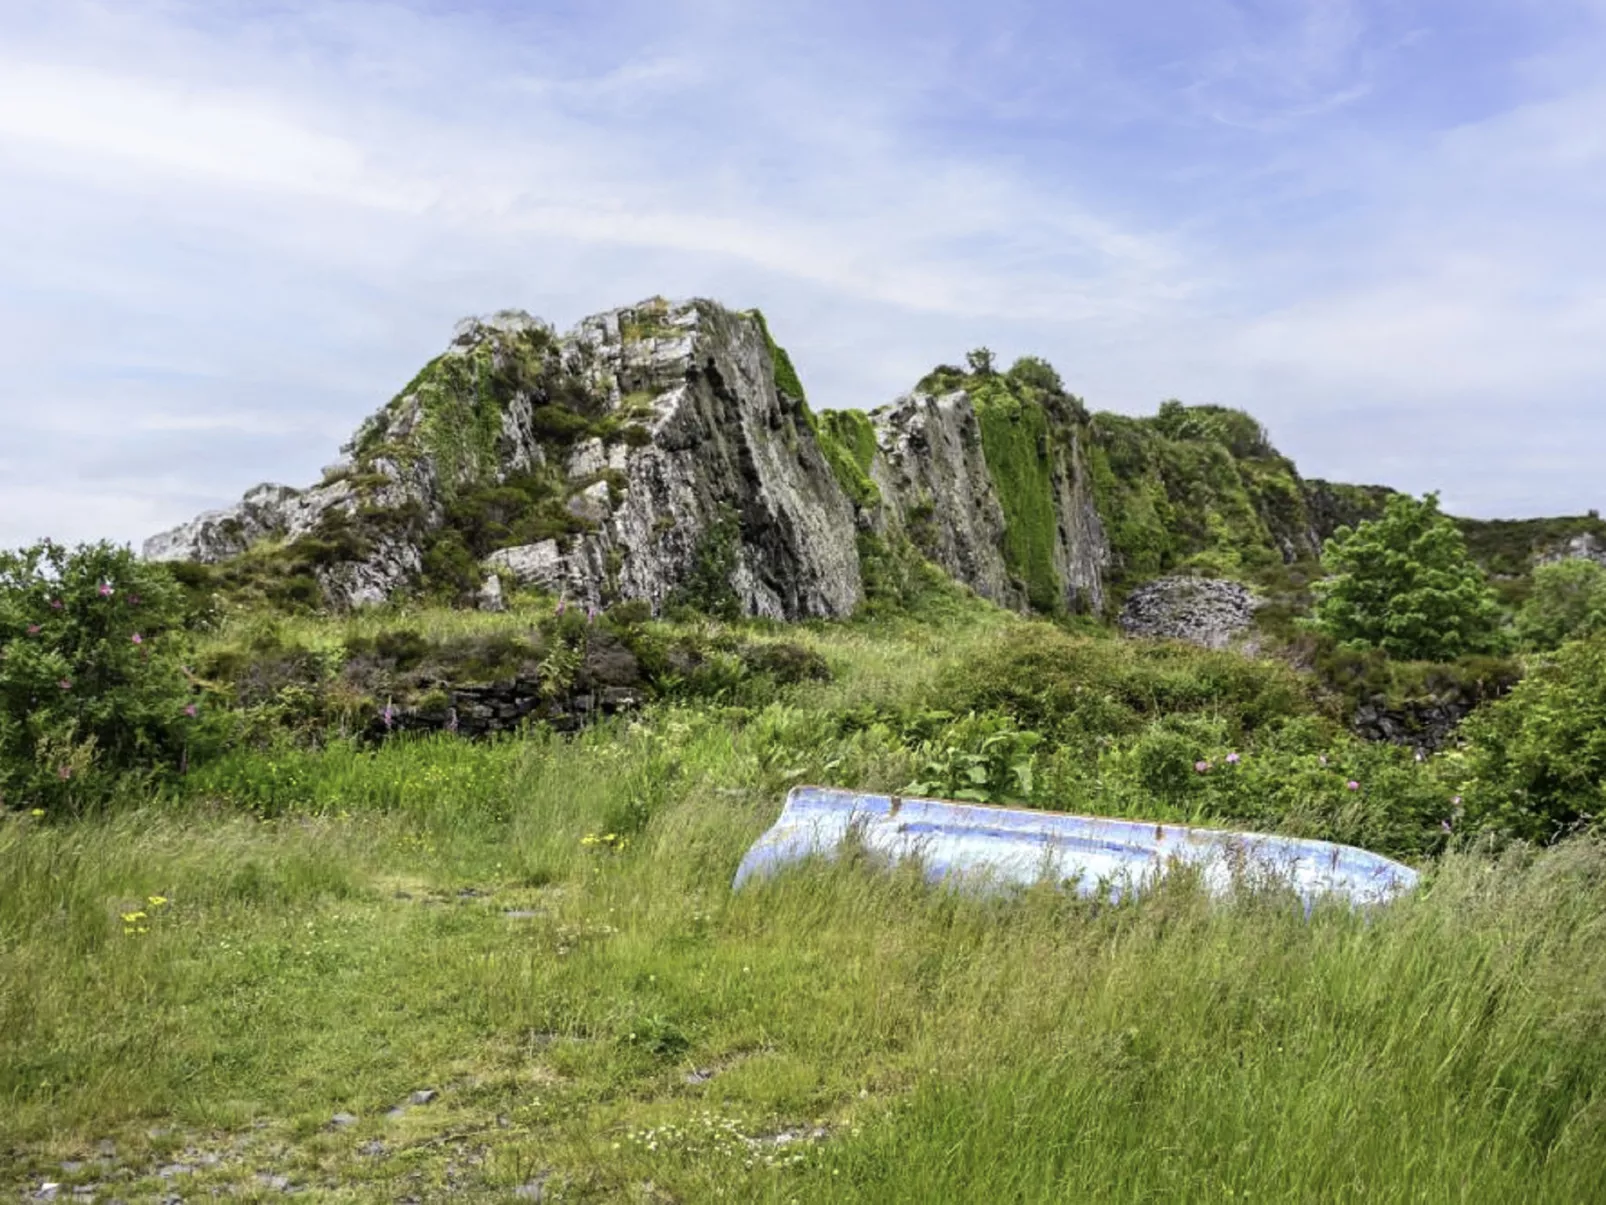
120;910;147;924
148;896;168;907
29;808;45;817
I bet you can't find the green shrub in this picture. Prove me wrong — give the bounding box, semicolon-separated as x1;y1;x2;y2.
1515;558;1606;650
0;541;198;810
1312;492;1504;661
1458;635;1606;841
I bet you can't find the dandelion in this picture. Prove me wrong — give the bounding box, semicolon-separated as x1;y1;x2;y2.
120;911;146;924
148;896;168;907
131;633;143;645
1225;752;1241;765
1195;760;1210;773
98;581;113;597
1346;780;1360;791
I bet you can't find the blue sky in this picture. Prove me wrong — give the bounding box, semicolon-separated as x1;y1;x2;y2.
3;0;1605;550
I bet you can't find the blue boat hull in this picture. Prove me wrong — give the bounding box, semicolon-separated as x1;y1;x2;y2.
734;786;1419;908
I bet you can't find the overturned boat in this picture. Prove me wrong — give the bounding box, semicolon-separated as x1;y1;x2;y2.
734;786;1419;909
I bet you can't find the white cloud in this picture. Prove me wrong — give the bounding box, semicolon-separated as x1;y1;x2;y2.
2;0;1606;551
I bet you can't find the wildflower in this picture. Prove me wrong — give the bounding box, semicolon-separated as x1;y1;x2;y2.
1346;780;1360;791
26;624;39;635
98;581;113;597
148;895;168;907
120;911;146;924
1319;755;1328;766
1195;760;1210;773
128;593;141;606
1441;819;1453;833
1225;752;1240;765
556;597;567;617
446;707;459;734
29;808;45;817
131;633;143;645
587;604;597;624
58;678;71;691
50;598;63;610
183;704;197;718
58;765;72;780
381;702;395;731
1452;795;1462;807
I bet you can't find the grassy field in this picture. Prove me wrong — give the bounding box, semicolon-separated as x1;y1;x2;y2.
4;602;1605;1202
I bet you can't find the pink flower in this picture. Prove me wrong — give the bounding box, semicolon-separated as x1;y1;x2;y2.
1195;760;1210;773
50;599;63;610
556;598;567;617
183;704;197;718
1452;795;1462;806
587;605;597;624
1225;752;1240;765
26;624;40;635
98;582;113;597
127;593;141;606
131;633;143;645
1441;819;1453;833
1346;780;1360;791
58;765;72;780
58;678;71;691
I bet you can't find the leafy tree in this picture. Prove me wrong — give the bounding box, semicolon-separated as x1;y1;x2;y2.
1458;634;1606;841
0;541;196;810
1311;492;1503;661
965;347;996;376
1515;558;1606;650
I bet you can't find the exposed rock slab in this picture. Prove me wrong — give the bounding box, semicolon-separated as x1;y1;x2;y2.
1118;577;1261;649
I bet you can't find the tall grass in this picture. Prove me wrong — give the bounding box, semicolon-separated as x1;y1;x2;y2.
2;606;1603;1200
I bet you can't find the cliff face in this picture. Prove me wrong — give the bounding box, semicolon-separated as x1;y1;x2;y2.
145;297;1365;618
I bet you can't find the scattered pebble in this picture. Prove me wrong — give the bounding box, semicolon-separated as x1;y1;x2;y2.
684;1068;715;1085
255;1173;291;1192
502;909;540;919
34;1184;59;1201
357;1139;388;1158
329;1112;358;1129
156;1163;193;1178
513;1175;548;1201
384;1107;407;1120
408;1089;438;1106
60;1162;83;1174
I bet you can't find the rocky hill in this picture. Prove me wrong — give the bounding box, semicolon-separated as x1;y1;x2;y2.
142;297;1594;618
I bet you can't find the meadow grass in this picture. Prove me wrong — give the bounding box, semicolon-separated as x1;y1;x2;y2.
3;607;1605;1201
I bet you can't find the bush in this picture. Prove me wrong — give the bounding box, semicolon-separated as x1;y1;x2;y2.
1515;558;1606;650
0;541;197;810
1458;634;1606;841
1312;492;1503;661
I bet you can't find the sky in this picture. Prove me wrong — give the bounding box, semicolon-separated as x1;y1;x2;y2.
2;0;1605;551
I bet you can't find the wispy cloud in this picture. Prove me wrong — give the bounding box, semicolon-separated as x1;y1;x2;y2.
2;0;1605;550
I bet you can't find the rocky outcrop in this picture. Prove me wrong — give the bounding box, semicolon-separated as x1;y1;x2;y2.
1118;577;1261;650
1539;531;1606;567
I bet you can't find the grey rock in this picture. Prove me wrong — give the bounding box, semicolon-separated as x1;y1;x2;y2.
476;573;505;612
255;1173;291;1191
564;480;613;526
384;1107;407;1120
513;1174;549;1200
34;1185;59;1201
329;1112;358;1128
1539;531;1606;567
684;1067;715;1085
60;1163;83;1174
408;1089;438;1105
156;1163;192;1178
1118;577;1261;650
